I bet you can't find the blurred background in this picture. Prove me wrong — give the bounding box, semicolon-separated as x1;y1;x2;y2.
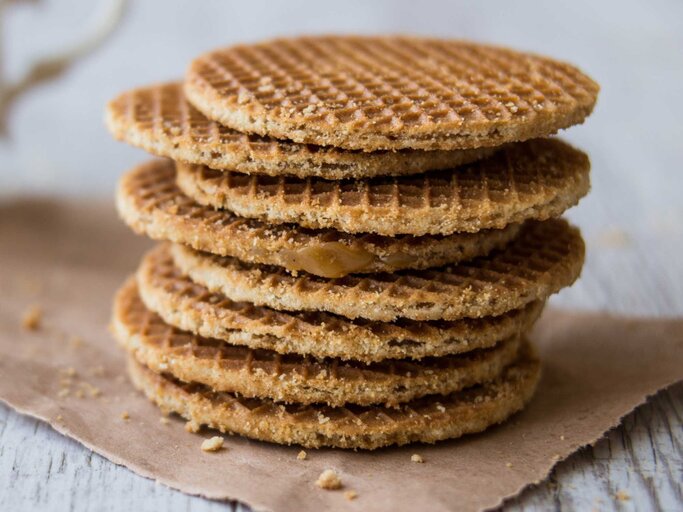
1;0;682;314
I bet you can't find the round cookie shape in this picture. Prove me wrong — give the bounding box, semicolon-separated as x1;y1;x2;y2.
106;82;494;179
114;278;522;407
176;138;590;236
170;218;585;322
116;159;522;278
185;35;598;151
127;345;540;449
136;244;544;362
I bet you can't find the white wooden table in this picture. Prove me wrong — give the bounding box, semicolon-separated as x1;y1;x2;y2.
1;1;682;510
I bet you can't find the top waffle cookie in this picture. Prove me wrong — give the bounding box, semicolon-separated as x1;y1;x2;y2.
185;35;599;151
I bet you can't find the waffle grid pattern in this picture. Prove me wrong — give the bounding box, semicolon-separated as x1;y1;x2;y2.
176;138;590;235
185;36;599;150
171;218;585;322
117;159;522;277
137;244;544;362
127;345;540;448
106;82;495;179
116;279;522;406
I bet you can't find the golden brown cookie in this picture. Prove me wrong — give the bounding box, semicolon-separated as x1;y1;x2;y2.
176;139;590;236
185;35;598;151
106;82;495;179
170;219;584;322
127;343;540;449
137;244;544;362
114;278;523;407
116;159;521;278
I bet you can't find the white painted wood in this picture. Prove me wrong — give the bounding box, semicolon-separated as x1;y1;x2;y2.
1;0;682;510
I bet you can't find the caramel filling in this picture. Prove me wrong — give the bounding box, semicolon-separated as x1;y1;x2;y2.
281;242;375;278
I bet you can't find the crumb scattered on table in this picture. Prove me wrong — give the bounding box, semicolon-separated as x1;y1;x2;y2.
121;411;130;420
160;416;170;425
201;436;224;452
560;435;566;441
21;305;42;330
344;490;358;501
506;462;513;468
316;469;342;490
411;454;424;463
297;450;307;460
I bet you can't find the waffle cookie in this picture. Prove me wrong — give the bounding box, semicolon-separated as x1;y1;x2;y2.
127;342;540;449
117;159;522;278
170;219;585;322
137;244;544;362
184;36;598;151
115;278;523;407
106;82;495;179
176;138;590;236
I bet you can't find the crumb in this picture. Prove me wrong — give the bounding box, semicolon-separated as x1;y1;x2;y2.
87;386;102;398
55;414;63;422
63;367;76;377
411;454;424;463
201;436;224;452
75;389;85;398
121;411;130;420
69;336;83;349
297;450;307;460
316;469;342;490
185;420;200;433
560;435;566;441
160;416;170;425
551;454;561;461
615;490;630;502
21;305;42;330
506;462;513;468
344;490;358;501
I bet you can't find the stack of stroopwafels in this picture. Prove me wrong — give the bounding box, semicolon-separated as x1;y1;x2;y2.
106;36;598;449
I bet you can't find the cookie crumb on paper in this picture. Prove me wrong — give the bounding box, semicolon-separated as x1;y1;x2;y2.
201;436;224;452
21;305;42;330
344;490;358;500
316;469;342;490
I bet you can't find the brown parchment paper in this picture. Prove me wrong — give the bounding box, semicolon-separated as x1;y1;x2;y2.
1;197;682;512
